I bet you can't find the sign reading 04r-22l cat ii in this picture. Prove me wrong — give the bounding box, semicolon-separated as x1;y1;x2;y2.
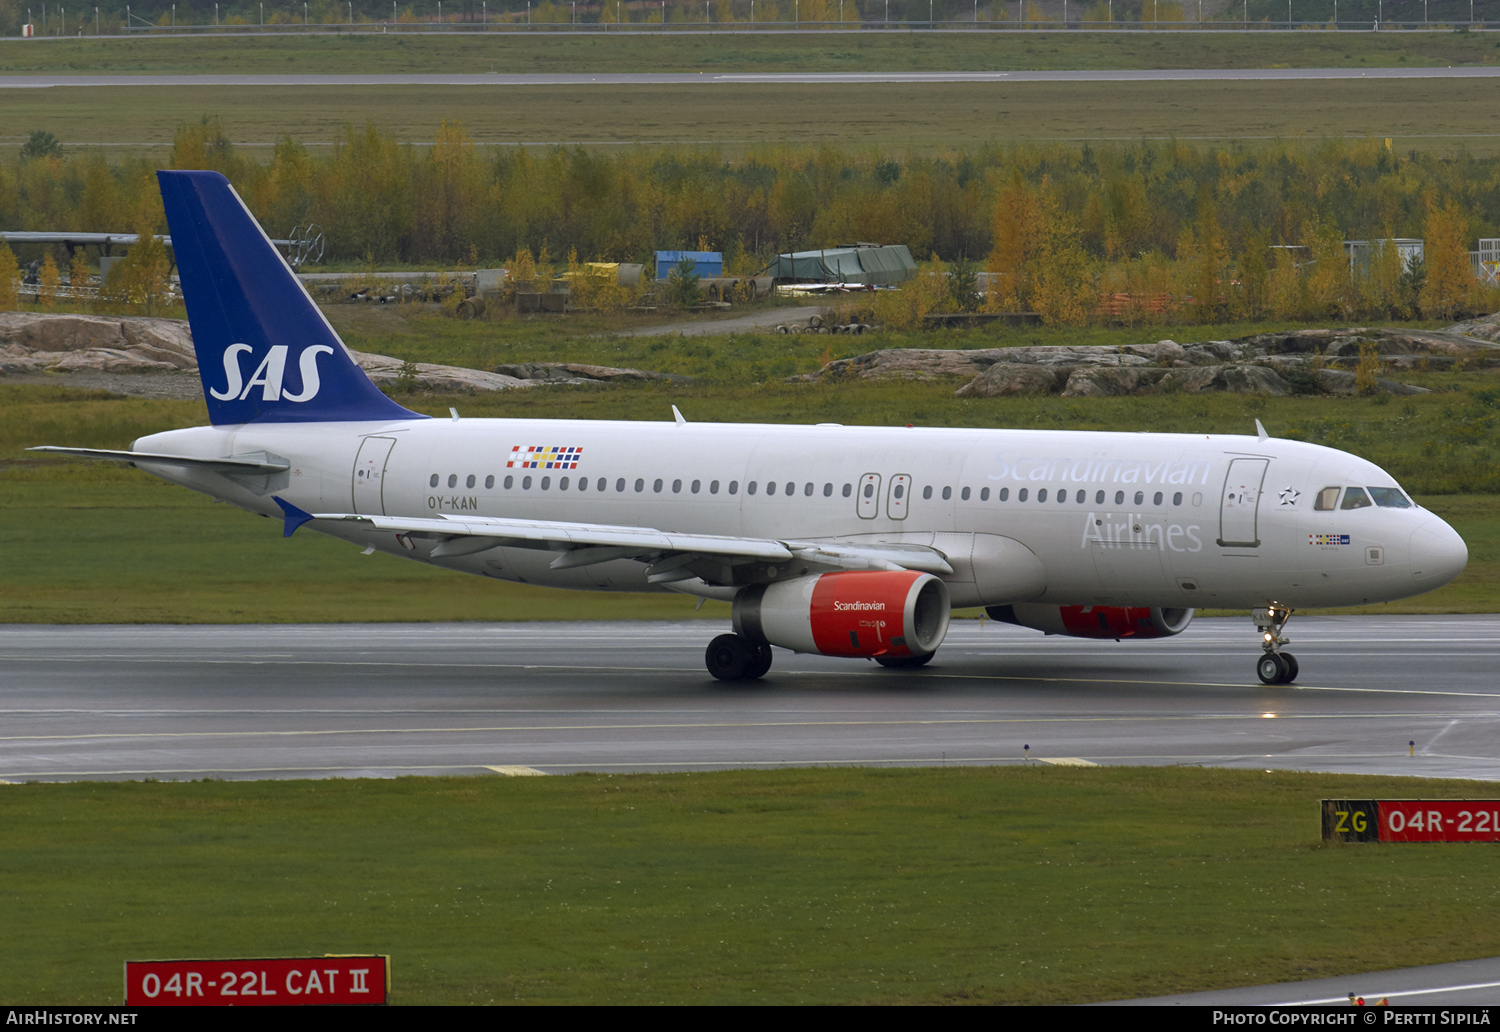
124;955;388;1006
1322;799;1500;843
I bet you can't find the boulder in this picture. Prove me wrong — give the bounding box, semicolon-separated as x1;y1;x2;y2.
491;362;693;385
1060;367;1173;397
347;350;533;392
954;364;1069;398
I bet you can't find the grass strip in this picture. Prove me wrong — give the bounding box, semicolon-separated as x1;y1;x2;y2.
4;31;1499;76
3;766;1498;1005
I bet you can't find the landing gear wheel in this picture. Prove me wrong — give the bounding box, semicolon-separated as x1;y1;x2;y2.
746;642;773;679
1280;652;1299;683
706;634;768;682
875;651;935;669
1257;652;1290;685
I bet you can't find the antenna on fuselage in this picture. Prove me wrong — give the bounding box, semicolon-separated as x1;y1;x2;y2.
1255;419;1269;441
672;405;687;426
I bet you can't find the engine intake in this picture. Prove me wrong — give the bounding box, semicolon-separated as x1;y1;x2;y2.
734;570;951;658
987;603;1194;640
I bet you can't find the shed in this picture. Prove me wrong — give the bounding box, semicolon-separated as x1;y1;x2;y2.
655;251;723;281
765;244;916;286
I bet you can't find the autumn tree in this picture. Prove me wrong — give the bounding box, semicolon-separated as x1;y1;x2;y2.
37;254;60;309
1030;191;1094;326
986;170;1041;312
0;244;18;312
1421;200;1473;320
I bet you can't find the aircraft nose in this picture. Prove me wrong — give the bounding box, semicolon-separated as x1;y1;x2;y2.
1409;516;1468;591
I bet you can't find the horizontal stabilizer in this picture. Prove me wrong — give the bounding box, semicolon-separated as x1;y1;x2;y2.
27;446;290;473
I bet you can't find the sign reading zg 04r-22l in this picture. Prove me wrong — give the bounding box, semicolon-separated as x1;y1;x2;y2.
1322;799;1500;843
124;955;388;1006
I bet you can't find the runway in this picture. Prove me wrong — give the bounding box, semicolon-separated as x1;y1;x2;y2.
6;67;1500;87
2;615;1498;783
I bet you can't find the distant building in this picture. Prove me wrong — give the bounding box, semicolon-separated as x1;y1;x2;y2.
654;251;723;281
1344;238;1424;278
765;244;916;286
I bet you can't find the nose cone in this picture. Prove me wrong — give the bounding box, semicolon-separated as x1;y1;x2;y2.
1409;517;1468;593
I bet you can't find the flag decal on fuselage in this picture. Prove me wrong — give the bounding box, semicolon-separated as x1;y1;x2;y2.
508;445;583;470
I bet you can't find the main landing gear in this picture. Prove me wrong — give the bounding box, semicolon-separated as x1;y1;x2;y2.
1253;605;1298;684
705;634;773;682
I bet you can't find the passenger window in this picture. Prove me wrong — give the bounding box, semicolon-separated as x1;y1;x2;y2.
942;486;953;501
691;480;700;494
1314;487;1340;511
786;482;795;496
1018;488;1028;502
429;474;439;488
653;479;663;493
1133;491;1144;506
748;481;758;495
1058;490;1066;504
597;478;607;491
485;475;495;489
804;483;813;497
559;477;569;490
1341;487;1373;510
842;484;852;498
999;487;1009;501
1038;489;1048;502
1368;487;1412;509
522;476;532;490
541;476;551;490
466;474;476;489
894;484;905;500
729;481;739;495
1114;491;1124;505
634;478;644;493
504;475;513;489
448;474;458;488
980;487;990;501
921;486;932;500
766;481;776;496
1152;491;1162;506
616;478;626;492
578;477;588;491
862;483;874;499
1172;492;1182;506
1096;490;1105;504
823;483;833;497
672;479;681;493
961;487;971;501
710;480;720;494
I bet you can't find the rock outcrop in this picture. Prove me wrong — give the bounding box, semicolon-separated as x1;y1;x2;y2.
0;312;196;375
0;313;688;394
792;324;1500;398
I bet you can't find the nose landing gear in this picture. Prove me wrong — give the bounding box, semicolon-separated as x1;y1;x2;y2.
1253;606;1298;684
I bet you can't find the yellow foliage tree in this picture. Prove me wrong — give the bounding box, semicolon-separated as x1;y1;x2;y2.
0;245;19;313
986;171;1041;312
1421;200;1472;320
873;256;951;329
1031;192;1094;326
69;251;92;312
38;255;61;309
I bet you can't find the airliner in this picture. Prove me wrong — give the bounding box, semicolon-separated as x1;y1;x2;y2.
32;171;1469;685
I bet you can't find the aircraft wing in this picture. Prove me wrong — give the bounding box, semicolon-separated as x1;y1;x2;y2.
295;504;953;582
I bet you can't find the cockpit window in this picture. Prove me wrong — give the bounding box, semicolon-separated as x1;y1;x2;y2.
1368;487;1413;509
1340;487;1373;510
1314;487;1340;511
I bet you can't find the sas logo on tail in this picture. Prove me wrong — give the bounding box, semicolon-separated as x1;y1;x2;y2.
211;343;334;402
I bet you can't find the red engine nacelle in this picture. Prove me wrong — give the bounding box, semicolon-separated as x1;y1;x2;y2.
987;603;1194;640
733;570;951;659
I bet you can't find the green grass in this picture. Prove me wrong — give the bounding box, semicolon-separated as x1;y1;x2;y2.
4;766;1500;1004
4;30;1500;76
8;77;1500;156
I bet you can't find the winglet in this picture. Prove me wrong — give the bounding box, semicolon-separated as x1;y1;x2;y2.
672;405;687;425
273;496;315;538
1255;419;1269;441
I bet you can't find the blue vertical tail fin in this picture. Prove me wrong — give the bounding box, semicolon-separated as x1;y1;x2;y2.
158;170;423;425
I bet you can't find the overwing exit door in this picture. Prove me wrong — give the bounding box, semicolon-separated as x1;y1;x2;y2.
352;436;397;515
1218;457;1268;547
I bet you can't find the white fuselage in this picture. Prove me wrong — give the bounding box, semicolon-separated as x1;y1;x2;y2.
133;417;1468;612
